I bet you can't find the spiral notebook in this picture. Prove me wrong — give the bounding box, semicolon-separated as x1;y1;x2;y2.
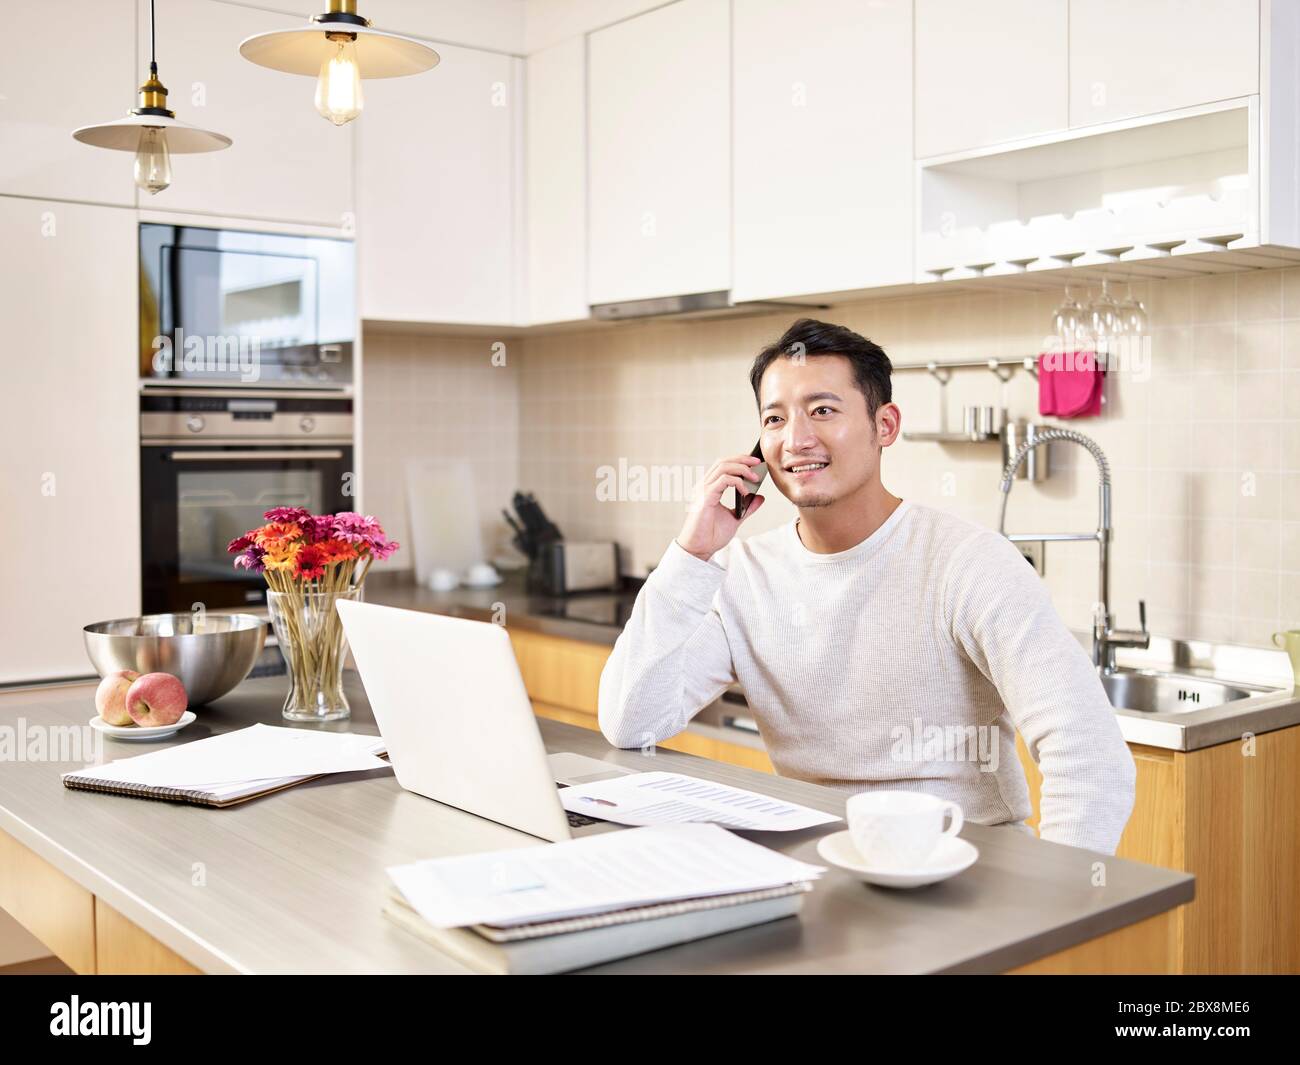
62;725;390;807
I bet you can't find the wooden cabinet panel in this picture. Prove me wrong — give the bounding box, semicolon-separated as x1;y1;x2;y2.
0;830;96;975
1006;909;1178;975
518;633;774;774
508;629;610;714
96;898;202;975
1017;726;1300;974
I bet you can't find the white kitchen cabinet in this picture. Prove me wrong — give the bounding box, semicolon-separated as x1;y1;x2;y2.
358;42;520;325
0;199;139;685
525;38;588;325
587;0;731;306
914;0;1068;159
0;0;137;206
1069;0;1259;128
732;0;913;302
135;0;352;225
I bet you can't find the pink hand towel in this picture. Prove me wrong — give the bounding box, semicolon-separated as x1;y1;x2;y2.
1038;350;1104;417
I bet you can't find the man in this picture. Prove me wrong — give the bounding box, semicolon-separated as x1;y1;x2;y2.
598;318;1136;854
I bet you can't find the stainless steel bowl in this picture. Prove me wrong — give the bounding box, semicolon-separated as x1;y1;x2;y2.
83;614;267;706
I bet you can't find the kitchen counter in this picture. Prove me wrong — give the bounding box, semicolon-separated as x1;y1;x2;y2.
365;571;1300;753
0;674;1192;974
365;569;634;646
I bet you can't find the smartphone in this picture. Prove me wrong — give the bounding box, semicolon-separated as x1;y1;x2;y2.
733;440;768;519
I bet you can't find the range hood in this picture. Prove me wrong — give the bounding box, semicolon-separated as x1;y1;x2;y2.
590;290;827;322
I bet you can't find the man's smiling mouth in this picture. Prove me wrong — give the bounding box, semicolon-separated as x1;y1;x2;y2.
785;461;830;475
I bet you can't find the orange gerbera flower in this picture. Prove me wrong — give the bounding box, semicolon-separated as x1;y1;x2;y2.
316;538;359;565
261;540;303;572
252;522;304;548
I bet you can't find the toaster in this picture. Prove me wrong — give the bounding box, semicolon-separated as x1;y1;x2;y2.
529;541;620;595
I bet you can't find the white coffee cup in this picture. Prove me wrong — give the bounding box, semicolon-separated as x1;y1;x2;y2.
846;790;964;871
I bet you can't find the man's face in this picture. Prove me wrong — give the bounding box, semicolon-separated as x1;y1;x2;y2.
758;354;893;509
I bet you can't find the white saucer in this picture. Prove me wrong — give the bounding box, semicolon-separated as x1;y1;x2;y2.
89;711;197;741
461;573;502;588
817;830;979;888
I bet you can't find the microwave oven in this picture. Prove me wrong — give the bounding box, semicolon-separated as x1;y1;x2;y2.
139;223;355;389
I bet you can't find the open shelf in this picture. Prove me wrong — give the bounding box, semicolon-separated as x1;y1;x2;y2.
902;430;1001;444
917;98;1258;283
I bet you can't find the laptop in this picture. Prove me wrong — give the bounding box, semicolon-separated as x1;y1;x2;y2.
335;598;635;842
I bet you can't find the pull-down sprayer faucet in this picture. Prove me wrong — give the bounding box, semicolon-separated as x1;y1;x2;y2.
998;427;1148;674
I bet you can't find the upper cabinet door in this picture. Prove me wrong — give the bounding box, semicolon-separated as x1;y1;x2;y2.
733;0;913;302
1069;0;1259;128
526;38;588;325
0;199;140;684
136;0;353;225
358;43;518;325
1;0;136;206
914;0;1068;158
587;0;730;306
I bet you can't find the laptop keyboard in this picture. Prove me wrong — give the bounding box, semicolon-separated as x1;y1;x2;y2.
556;782;606;828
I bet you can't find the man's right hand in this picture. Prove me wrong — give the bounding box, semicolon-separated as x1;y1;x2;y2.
675;453;766;562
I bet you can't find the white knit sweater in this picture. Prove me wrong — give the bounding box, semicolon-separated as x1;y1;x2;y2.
598;499;1137;854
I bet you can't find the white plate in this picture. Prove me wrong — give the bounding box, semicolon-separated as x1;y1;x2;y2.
88;711;197;741
817;830;979;888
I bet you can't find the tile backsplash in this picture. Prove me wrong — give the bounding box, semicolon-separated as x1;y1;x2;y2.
363;267;1300;650
360;330;521;574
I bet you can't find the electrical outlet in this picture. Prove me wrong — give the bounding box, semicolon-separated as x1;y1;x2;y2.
1019;541;1045;575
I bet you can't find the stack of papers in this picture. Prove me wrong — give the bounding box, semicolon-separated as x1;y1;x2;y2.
387;822;827;929
63;724;390;802
557;771;842;831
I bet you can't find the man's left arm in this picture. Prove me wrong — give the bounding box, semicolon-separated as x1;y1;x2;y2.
944;530;1137;854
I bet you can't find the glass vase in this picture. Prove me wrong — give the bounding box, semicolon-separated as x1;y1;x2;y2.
266;586;359;723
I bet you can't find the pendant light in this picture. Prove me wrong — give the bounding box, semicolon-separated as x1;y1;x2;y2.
238;1;439;126
72;0;231;195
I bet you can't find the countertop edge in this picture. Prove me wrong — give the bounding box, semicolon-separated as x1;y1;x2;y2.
936;876;1196;975
0;802;245;975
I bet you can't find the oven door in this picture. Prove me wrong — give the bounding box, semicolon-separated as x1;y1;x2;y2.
141;445;354;614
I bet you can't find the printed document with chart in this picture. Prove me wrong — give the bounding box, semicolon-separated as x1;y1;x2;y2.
558;771;842;831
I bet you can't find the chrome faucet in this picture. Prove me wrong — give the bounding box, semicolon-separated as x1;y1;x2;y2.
998;427;1149;675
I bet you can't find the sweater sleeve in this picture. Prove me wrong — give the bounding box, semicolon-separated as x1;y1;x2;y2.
597;539;738;750
943;529;1137;854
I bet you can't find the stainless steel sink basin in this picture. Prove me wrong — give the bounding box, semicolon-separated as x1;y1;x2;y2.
1101;669;1276;714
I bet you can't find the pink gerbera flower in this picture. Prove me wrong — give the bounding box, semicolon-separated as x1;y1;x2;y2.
263;506;311;524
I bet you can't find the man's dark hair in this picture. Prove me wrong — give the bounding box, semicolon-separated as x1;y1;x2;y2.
749;318;892;419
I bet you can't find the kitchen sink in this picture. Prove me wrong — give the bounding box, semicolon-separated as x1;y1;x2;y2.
1100;668;1278;715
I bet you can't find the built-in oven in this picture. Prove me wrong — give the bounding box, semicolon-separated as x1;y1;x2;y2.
139;223;355;389
140;389;354;614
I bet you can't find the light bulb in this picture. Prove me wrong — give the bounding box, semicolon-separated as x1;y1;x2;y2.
133;126;172;195
315;36;363;126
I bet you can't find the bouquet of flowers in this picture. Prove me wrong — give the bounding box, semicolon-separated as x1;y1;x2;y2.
229;507;399;722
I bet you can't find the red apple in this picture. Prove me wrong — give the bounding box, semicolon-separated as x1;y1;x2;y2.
95;670;140;726
126;672;188;727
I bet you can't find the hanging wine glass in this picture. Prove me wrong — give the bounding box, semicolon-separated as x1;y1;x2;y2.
1087;276;1124;367
1051;282;1092;362
1115;278;1149;337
